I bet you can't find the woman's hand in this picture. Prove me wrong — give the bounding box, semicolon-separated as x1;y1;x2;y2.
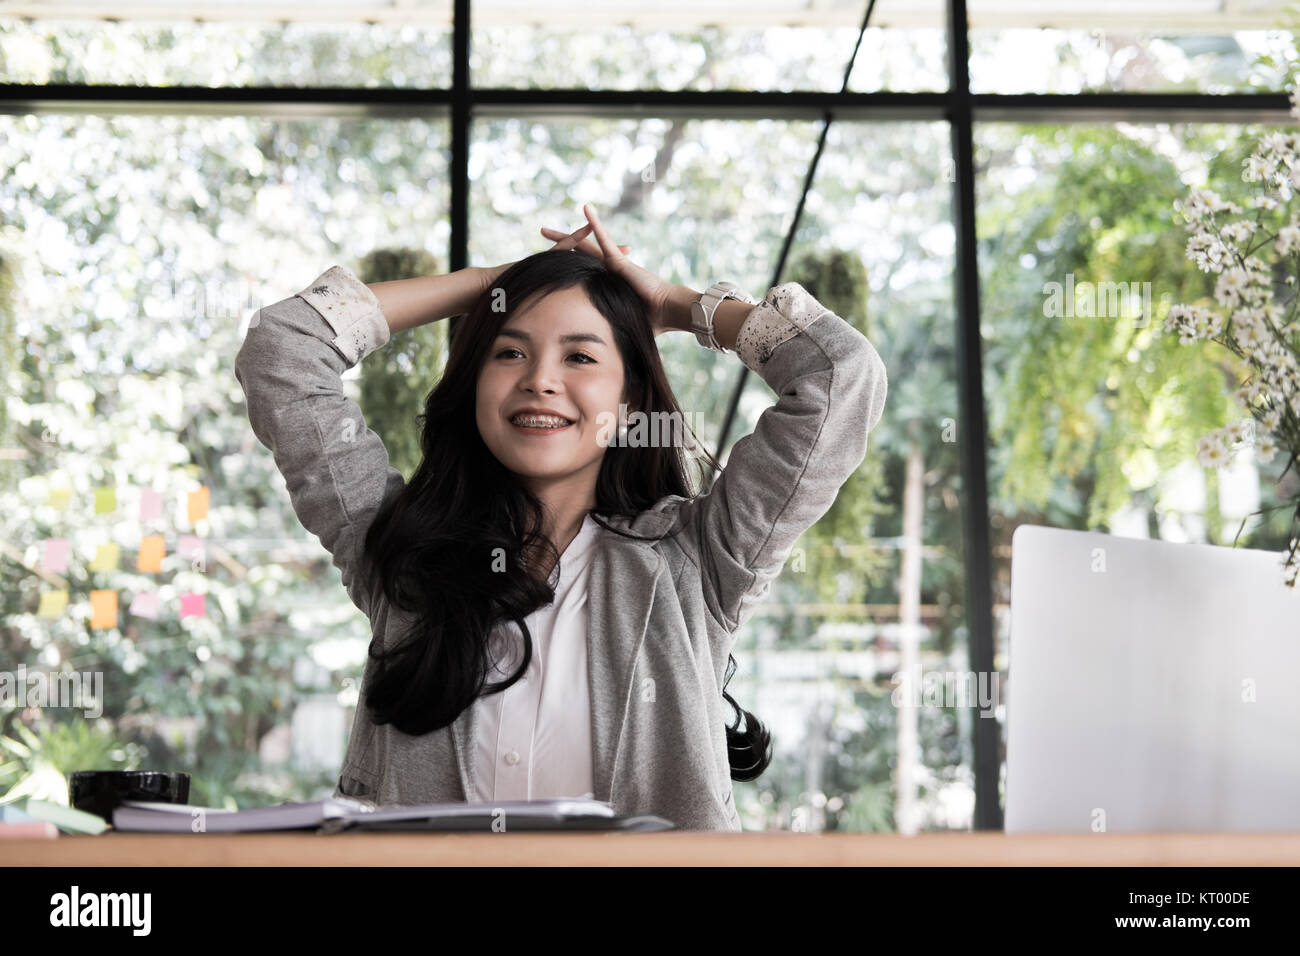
542;204;686;338
476;217;630;297
539;221;630;260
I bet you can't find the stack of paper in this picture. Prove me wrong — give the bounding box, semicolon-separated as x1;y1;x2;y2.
112;797;675;833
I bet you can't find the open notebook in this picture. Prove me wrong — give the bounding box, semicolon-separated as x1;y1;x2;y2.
111;797;675;833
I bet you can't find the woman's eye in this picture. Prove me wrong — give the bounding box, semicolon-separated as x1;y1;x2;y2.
495;348;595;364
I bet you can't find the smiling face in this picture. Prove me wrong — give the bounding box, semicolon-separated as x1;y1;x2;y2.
475;284;628;501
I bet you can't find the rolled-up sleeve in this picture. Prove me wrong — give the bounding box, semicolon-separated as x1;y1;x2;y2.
235;265;405;618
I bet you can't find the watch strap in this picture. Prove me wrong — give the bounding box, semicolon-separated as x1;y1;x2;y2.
690;281;757;352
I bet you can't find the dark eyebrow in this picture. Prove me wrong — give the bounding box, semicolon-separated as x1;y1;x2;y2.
495;329;607;347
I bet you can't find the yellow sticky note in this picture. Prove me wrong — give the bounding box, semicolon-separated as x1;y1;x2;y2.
187;486;210;523
89;590;117;629
94;487;116;514
37;590;68;619
137;535;165;573
48;489;71;511
90;542;120;572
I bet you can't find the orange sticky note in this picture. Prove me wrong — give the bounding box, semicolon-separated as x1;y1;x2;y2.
187;486;209;523
90;542;119;572
37;590;68;619
89;590;117;629
137;535;165;572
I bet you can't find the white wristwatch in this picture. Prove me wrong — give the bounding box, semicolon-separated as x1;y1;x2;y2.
689;281;757;353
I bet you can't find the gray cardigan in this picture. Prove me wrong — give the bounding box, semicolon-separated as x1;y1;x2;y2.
235;265;888;831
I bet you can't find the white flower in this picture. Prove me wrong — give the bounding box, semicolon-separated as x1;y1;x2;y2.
1186;231;1229;272
1177;192;1212;223
1261;131;1291;158
1278;362;1300;397
1263;407;1283;431
1256;433;1279;464
1254;195;1280;211
1233;319;1269;352
1277;225;1300;256
1222;220;1257;243
1164;304;1224;343
1243;154;1269;182
1179;189;1239;222
1241;255;1271;279
1197;432;1230;468
1215;268;1250;307
1238;379;1265;405
1290;86;1300;120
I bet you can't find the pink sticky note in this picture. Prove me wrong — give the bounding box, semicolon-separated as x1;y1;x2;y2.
179;592;206;619
178;535;204;559
139;488;163;522
129;591;160;620
42;538;70;574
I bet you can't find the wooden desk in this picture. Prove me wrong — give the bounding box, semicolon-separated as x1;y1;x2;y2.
4;831;1300;866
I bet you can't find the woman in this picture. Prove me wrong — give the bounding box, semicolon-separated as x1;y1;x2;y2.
235;204;888;830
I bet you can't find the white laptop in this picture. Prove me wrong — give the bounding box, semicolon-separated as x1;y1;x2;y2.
1004;524;1300;833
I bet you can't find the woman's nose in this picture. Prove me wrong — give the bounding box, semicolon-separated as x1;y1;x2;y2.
519;358;564;392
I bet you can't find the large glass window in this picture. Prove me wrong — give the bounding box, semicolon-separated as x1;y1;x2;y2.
974;122;1298;809
0;110;450;807
969;2;1298;93
469;115;957;830
0;3;454;87
472;0;947;92
2;1;1294;833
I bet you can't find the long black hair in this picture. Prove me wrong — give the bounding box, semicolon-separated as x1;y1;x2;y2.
359;247;772;782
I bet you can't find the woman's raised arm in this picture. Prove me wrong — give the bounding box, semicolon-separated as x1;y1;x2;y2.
671;283;889;653
235;265;409;618
364;265;495;336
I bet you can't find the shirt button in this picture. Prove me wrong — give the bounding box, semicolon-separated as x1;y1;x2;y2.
504;750;520;766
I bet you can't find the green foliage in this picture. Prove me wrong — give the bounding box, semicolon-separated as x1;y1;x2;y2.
0;711;143;806
786;249;893;603
979;124;1279;541
0;250;13;496
355;247;446;481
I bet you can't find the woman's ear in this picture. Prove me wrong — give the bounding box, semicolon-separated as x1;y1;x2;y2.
620;389;645;429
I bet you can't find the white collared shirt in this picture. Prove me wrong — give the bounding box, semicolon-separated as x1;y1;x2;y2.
470;511;601;801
